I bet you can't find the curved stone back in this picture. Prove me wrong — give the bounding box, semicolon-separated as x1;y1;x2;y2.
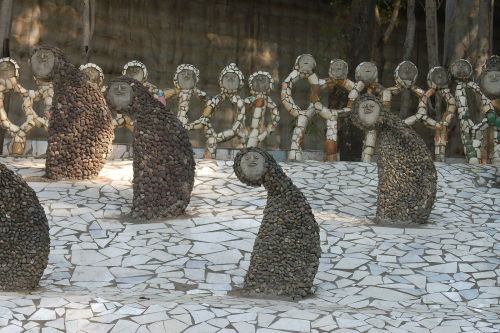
0;163;50;291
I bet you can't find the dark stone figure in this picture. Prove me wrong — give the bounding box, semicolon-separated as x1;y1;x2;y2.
0;163;50;291
351;94;437;225
31;46;114;180
106;76;195;219
233;148;321;299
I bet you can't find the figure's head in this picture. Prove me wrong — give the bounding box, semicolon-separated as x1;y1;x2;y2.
106;78;136;112
173;64;200;90
479;55;500;98
122;60;148;83
427;66;449;89
351;94;384;130
0;57;19;81
79;63;104;87
450;59;472;80
234;147;272;186
328;59;348;80
218;63;244;93
30;47;57;80
395;60;418;87
248;71;273;95
355;62;378;84
294;54;316;75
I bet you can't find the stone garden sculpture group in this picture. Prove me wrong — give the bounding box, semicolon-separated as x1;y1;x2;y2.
0;45;497;297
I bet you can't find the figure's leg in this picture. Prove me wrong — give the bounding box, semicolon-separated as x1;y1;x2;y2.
203;124;217;159
325;115;338;162
288;114;308;161
362;130;376;162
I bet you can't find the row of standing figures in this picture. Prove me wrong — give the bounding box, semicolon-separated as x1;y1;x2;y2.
0;53;499;164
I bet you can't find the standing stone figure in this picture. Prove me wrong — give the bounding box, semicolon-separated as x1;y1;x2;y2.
351;94;437;225
347;62;386;162
233;148;321;299
122;60;166;105
0;162;50;291
106;76;195;219
31;46;114;180
244;71;280;148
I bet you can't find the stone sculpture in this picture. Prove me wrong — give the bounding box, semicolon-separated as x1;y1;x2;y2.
233;147;321;299
451;59;495;164
0;162;50;291
347;62;385;162
122;60;166;105
79;63;105;91
0;57;52;154
385;61;425;109
281;54;322;161
478;55;500;164
351;94;437;225
405;66;457;162
244;71;280;148
106;76;195;219
202;63;246;158
165;64;207;131
31;46;114;180
319;59;355;161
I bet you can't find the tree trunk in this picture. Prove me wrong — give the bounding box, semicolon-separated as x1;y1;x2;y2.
82;0;95;63
400;0;416;119
443;0;494;77
339;0;376;161
0;0;13;154
375;0;402;79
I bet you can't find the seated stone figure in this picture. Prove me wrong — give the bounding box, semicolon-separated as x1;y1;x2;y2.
0;163;50;291
351;94;437;225
233;148;321;299
31;46;114;180
106;76;195;219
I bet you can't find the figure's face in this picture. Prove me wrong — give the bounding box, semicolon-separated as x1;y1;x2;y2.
178;69;196;89
358;99;381;127
107;82;133;111
398;61;417;82
356;62;377;84
451;60;472;79
222;72;240;91
430;67;448;86
0;61;15;80
82;67;101;85
298;55;315;73
329;60;348;79
31;49;55;79
251;74;270;93
240;151;266;181
125;66;145;82
480;71;500;97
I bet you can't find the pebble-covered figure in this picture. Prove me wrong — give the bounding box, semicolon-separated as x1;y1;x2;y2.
106;76;195;219
233;147;320;299
0;162;49;291
351;94;437;225
31;46;114;180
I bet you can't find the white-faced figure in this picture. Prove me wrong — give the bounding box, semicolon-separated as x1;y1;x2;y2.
355;62;378;85
122;60;166;105
395;61;418;89
79;63;105;91
202;63;246;158
30;48;56;82
0;57;51;155
479;55;500;164
451;58;495;164
479;55;500;99
347;61;385;162
329;59;348;80
170;64;207;130
281;54;321;161
245;71;279;148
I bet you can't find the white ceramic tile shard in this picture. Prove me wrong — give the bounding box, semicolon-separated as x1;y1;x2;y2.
0;157;498;332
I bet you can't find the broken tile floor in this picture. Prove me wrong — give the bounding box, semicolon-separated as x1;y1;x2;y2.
0;157;499;333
